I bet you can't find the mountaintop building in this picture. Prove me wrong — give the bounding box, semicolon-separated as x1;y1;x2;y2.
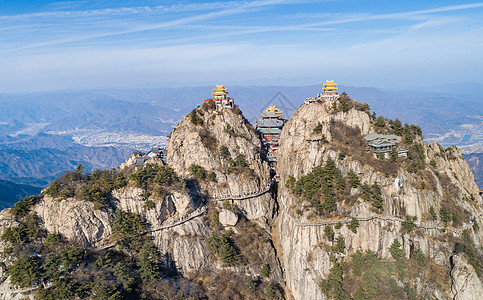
256;105;286;169
305;80;341;104
204;85;234;108
363;134;408;158
131;146;168;168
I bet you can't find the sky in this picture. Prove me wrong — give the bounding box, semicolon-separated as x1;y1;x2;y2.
1;0;483;92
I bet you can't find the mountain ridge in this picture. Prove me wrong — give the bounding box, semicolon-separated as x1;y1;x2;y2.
0;92;481;299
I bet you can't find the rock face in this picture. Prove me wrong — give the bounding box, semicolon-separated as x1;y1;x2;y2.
274;100;483;299
219;209;238;227
33;196;112;247
1;96;482;300
167;106;275;225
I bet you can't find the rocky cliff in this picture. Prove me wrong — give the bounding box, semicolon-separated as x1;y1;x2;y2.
0;95;482;300
275;98;483;299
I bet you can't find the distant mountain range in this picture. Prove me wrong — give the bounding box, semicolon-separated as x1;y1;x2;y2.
0;82;481;199
0;179;42;210
0;133;133;186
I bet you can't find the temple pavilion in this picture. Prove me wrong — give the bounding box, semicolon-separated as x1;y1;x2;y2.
256;105;286;168
363;134;408;158
305;80;340;104
204;85;234;108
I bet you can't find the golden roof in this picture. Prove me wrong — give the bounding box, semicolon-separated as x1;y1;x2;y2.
323;80;337;87
263;105;283;115
323;80;338;94
212;85;228;97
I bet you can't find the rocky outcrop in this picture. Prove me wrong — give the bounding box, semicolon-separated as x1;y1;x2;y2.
2;95;482;300
219;209;238;227
274;100;483;299
33;196;112;247
167;106;274;225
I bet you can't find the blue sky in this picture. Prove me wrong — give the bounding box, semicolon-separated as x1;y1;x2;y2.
1;0;483;92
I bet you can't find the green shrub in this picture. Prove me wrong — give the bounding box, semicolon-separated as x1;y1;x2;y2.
246;277;256;292
190;109;203;125
347;170;359;188
320;260;345;299
12;195;39;217
207;232;238;266
285;176;296;190
235;154;248;167
454;230;483;278
430;159;437;168
261;264;270;278
36;278;75;300
389;118;404;136
60;247;82;271
188;164;207;180
348;218;359;233
332;236;345;253
222;200;237;212
390;148;398;162
429;206;437;220
374;116;386;127
313;122;322;133
145;200;155;210
413;249;426;266
114;173;127;189
7;254;41;286
208;171;217;182
112;209;147;235
389;239;403;261
130;164;180;188
440;206;451;223
335;222;342;229
401;216;417;233
211;212;221;227
338;152;346;160
324;225;335;242
289;158;346;215
138;241;160;286
370;182;384;210
263;284;275;298
340;98;350;112
44;233;61;250
1;213;40;245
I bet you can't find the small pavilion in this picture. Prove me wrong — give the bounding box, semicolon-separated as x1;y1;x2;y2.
204;85;234;108
305;80;341;104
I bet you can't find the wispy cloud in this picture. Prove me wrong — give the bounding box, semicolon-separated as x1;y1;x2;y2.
293;2;483;28
1;1;482;91
0;0;318;20
2;0;325;52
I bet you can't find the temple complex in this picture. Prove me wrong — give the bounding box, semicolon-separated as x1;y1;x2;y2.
363;134;408;158
256;105;286;169
204;85;234;108
305;80;341;104
131;146;168;168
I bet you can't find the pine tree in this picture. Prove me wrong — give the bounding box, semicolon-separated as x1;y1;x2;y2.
389;239;403;261
138;242;160;285
347;170;359;188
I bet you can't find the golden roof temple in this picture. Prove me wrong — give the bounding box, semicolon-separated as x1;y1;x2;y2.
322;80;338;94
204;85;234;108
264;105;283;116
212;85;228;99
305;80;340;104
